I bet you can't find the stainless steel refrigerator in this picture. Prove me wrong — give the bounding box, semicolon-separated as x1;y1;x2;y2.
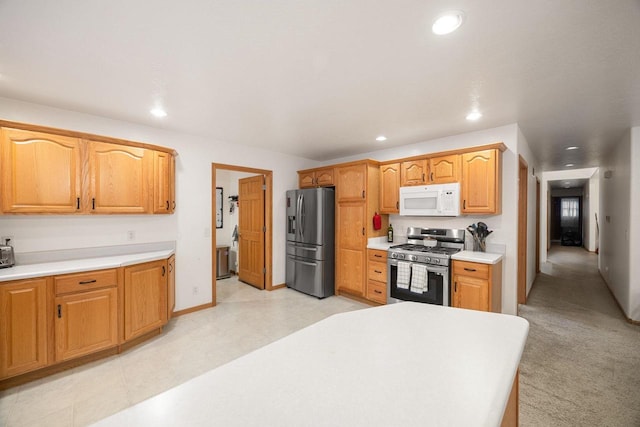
286;187;335;298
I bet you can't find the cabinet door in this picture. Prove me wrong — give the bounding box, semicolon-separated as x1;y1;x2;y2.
429;154;460;184
380;163;400;214
401;160;428;186
1;128;82;213
453;275;489;311
124;260;168;341
315;168;334;187
336;164;366;202
0;278;48;378
298;171;315;188
167;255;175;319
54;287;118;361
88;141;150;213
336;202;366;296
153;151;173;214
461;149;499;214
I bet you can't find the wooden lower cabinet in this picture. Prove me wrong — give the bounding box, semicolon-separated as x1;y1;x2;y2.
124;260;168;341
452;260;502;313
55;287;118;361
0;256;174;383
0;278;49;378
167;255;175;319
366;249;387;304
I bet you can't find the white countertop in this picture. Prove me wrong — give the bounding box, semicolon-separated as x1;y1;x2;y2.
0;249;174;282
93;302;529;427
451;250;504;264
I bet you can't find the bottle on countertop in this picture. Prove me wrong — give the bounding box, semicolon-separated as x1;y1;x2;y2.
387;224;394;243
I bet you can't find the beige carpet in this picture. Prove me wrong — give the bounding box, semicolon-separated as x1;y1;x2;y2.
518;245;640;426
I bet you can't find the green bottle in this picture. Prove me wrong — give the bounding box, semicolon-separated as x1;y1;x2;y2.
387;224;394;242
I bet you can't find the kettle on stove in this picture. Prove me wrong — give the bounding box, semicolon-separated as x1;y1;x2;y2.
0;238;16;268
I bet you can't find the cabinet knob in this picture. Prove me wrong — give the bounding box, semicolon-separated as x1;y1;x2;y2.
162;266;166;276
430;172;434;182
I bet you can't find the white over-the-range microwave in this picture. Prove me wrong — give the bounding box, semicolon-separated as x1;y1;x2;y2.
399;182;460;216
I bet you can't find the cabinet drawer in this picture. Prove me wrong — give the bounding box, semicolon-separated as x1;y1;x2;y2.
55;269;118;295
368;261;387;282
453;261;489;279
367;280;387;304
368;249;387;263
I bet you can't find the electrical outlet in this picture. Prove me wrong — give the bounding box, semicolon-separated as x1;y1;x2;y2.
192;286;199;295
127;230;136;241
1;235;14;245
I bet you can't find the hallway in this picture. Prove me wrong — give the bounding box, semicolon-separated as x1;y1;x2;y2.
519;245;640;426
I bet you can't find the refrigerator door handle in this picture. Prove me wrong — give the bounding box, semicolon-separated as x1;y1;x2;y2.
297;260;317;267
297;247;317;251
296;194;302;240
300;193;305;240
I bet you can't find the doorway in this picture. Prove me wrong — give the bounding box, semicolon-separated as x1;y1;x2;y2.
211;163;273;306
518;156;528;305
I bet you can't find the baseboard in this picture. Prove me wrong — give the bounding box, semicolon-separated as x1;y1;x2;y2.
268;282;286;291
173;302;214;317
599;271;640;325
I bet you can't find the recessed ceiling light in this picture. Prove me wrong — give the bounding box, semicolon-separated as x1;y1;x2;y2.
376;136;387;142
565;163;574;167
465;111;482;121
150;107;167;118
432;11;464;35
566;146;579;150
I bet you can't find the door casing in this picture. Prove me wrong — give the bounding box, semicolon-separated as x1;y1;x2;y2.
211;164;273;306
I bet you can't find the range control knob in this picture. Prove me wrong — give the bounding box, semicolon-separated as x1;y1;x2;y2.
425;257;431;263
434;258;440;264
391;253;398;259
409;255;417;261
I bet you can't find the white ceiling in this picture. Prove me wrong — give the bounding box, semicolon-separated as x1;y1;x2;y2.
1;1;639;171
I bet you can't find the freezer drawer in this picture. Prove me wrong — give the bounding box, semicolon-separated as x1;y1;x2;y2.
286;241;327;261
286;254;334;298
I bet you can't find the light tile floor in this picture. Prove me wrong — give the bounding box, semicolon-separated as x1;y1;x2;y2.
0;277;368;426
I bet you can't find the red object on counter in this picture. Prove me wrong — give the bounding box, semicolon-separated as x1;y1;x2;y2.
373;212;382;230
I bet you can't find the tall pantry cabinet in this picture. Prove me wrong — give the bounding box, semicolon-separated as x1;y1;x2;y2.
335;160;387;298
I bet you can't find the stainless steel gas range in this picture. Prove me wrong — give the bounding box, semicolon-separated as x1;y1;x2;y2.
387;227;465;306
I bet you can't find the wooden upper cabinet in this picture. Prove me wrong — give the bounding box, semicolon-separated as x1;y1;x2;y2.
88;141;151;214
336;164;367;201
380;163;400;214
400;160;428;186
298;167;334;188
429;154;460;184
0;278;49;379
153;150;175;213
461;149;501;214
0;128;82;213
0;121;176;215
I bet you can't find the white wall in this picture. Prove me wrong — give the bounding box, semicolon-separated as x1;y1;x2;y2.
540;167;598;264
599;128;640;321
588;171;600;253
630;127;640;321
0;97;318;311
324;123;536;315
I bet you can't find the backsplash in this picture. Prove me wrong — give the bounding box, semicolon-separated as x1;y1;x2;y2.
387;215;506;254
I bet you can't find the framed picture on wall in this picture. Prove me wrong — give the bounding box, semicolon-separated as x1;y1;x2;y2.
216;187;223;228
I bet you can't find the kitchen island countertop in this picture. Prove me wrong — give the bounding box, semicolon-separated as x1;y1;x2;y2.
93;302;528;427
